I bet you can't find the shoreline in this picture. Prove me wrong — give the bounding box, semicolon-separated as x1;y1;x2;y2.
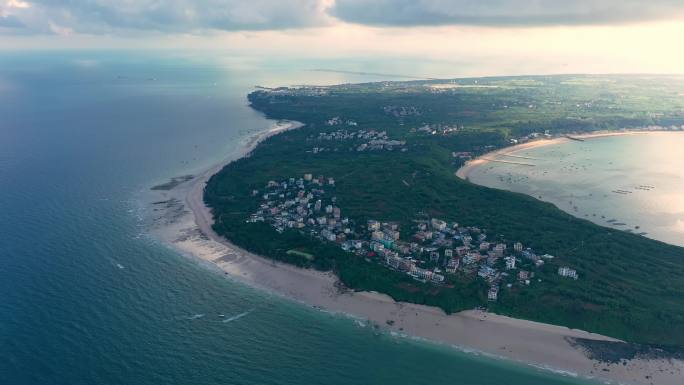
149;123;683;385
456;129;673;181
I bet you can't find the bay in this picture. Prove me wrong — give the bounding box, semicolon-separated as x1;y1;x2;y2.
466;133;684;247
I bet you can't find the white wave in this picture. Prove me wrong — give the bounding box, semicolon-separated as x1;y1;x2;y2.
222;309;254;323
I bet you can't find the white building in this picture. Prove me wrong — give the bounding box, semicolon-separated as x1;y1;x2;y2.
413;268;433;281
505;256;516;270
320;229;336;242
371;241;385;253
367;220;381;231
558;266;578;280
431;218;447;231
446;258;459;273
488;287;499;301
371;231;385;241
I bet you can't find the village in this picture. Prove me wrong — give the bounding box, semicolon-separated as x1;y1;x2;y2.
248;173;579;301
305;117;407;153
306;127;406;153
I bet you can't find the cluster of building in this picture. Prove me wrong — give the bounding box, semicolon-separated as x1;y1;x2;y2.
256;86;329;97
307;128;406;153
247;174;350;238
452;151;473;161
383;105;421;118
324;116;358;127
413;123;464;136
248;174;580;303
558;266;579;279
397;219;562;301
508;130;553;145
647;124;684;130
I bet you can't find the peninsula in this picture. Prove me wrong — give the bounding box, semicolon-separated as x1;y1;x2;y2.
156;75;684;385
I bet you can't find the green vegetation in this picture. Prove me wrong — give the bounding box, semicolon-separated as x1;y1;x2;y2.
286;249;314;260
205;75;684;346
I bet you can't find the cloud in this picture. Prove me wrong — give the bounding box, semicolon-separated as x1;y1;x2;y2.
3;0;684;36
6;0;30;9
331;0;684;27
0;0;332;35
0;14;23;28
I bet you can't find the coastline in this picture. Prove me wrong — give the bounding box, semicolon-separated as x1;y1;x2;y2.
456;130;672;181
149;123;683;385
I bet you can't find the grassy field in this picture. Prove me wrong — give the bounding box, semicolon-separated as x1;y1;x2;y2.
205;75;684;346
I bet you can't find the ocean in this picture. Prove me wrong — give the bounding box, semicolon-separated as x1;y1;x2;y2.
466;133;684;247
0;52;595;385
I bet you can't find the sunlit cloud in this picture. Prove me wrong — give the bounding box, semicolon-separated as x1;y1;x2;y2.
48;21;72;36
1;0;29;29
6;0;31;9
1;1;684;76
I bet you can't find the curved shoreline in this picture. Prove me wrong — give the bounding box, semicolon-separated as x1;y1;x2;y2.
456;130;672;181
150;123;683;385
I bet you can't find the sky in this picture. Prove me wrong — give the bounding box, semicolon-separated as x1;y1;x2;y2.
2;0;684;76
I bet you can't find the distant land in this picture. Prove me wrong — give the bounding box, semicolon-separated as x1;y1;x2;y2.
204;75;684;349
308;68;439;80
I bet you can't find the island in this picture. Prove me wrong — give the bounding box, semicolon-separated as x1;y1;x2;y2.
171;75;684;384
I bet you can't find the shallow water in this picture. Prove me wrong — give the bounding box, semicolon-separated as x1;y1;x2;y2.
467;133;684;246
1;52;597;385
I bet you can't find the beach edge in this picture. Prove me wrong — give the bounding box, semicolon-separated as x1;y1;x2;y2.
150;123;683;385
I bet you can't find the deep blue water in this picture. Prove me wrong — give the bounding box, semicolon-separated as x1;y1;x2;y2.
0;52;596;385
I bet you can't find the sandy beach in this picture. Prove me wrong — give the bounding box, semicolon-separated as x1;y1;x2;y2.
456;130;670;181
149;123;683;385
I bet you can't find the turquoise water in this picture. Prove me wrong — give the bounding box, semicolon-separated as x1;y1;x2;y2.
467;133;684;247
0;52;596;385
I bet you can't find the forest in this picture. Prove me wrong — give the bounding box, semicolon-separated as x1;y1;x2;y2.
205;75;684;346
